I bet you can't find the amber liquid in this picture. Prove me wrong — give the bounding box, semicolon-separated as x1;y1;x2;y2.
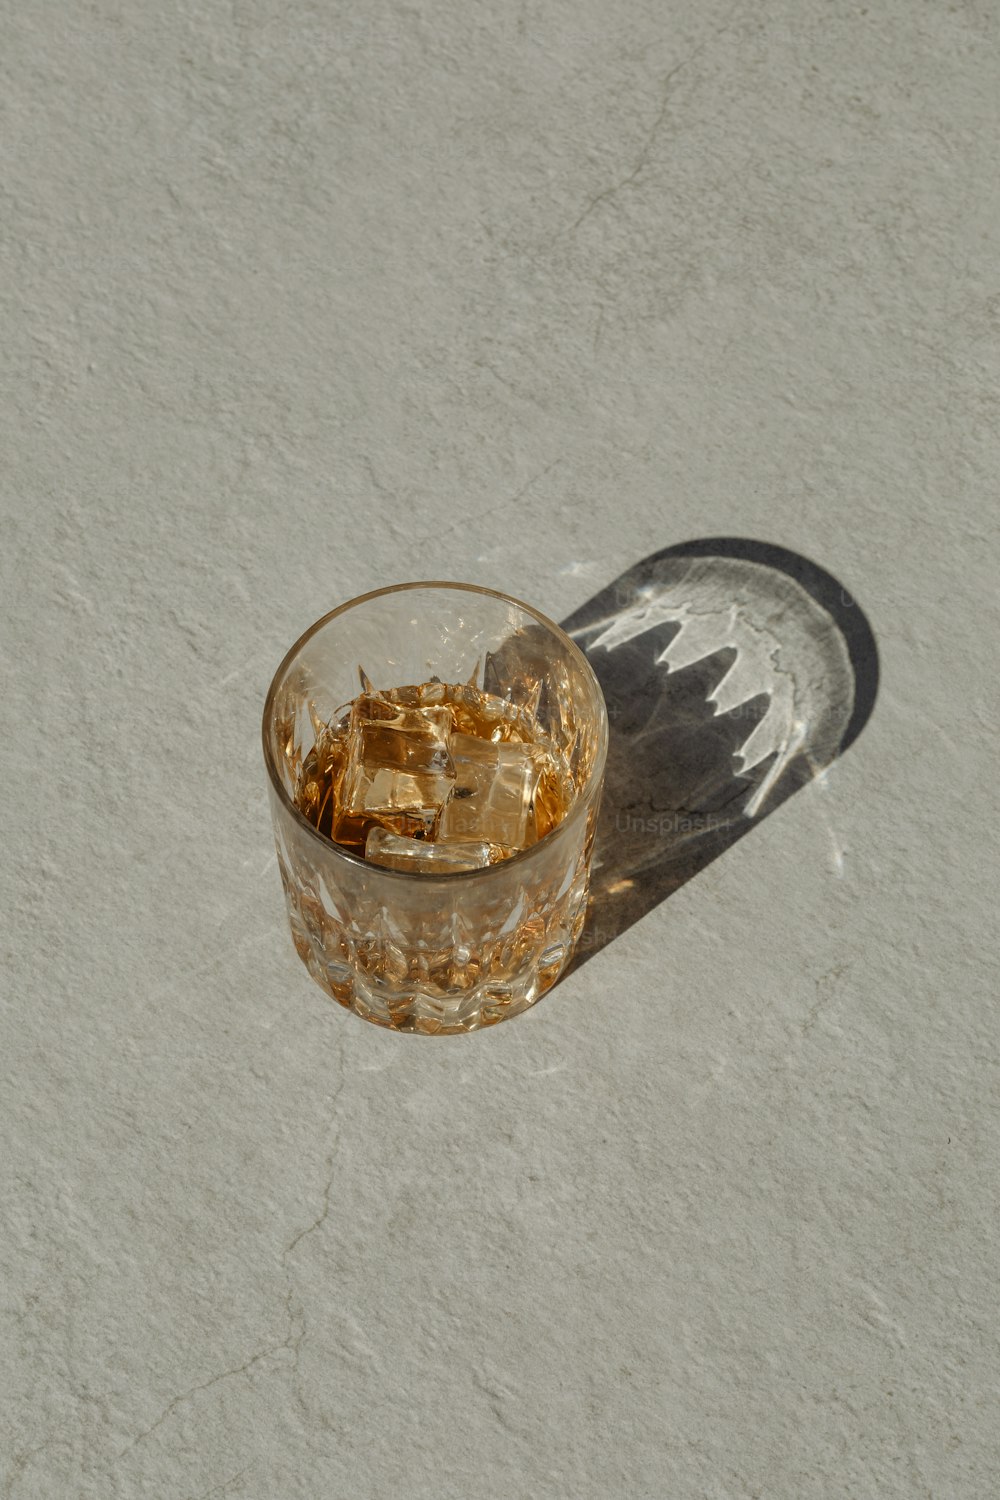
293;680;576;861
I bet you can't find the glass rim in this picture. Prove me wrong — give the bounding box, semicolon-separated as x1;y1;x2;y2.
261;580;609;884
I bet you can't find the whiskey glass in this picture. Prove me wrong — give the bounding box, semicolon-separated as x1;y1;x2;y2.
262;582;608;1034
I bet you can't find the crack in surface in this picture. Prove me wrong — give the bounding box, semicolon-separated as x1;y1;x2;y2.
565;8;738;235
114;1300;304;1463
184;1467;251;1500
283;1058;349;1261
283;1164;336;1258
112;1041;346;1467
505;455;563;507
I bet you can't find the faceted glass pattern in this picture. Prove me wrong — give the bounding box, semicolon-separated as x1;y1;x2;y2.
263;584;608;1034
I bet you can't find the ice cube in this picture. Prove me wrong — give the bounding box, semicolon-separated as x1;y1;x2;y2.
484;631;578;760
447;684;533;743
529;756;576;841
298;730;368;850
340;698;454;836
365;827;496;873
438;732;541;851
483;647;542;718
385;680;449;709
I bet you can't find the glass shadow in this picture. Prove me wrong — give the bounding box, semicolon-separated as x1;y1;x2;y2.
558;539;879;970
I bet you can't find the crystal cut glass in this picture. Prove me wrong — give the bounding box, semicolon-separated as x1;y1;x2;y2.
262;583;608;1035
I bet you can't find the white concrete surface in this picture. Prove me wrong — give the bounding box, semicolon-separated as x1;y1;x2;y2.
2;1;998;1496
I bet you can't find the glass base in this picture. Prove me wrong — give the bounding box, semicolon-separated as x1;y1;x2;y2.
284;877;588;1035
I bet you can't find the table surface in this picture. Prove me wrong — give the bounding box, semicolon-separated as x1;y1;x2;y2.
3;2;998;1496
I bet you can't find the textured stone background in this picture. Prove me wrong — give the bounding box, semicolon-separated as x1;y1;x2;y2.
2;1;998;1496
